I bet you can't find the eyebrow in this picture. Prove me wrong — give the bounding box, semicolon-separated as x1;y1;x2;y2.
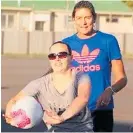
49;51;69;53
76;15;92;18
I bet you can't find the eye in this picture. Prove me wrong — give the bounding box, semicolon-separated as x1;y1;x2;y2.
86;16;92;19
76;17;81;20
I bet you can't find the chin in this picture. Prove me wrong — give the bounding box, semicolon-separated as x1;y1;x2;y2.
83;30;92;34
79;28;93;35
54;68;63;73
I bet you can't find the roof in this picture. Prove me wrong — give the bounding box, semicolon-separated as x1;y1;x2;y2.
1;0;75;10
92;1;133;12
1;0;133;13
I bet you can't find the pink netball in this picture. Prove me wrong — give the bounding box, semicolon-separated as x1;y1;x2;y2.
10;96;43;129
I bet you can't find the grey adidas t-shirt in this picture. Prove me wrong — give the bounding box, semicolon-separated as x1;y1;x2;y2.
22;71;93;132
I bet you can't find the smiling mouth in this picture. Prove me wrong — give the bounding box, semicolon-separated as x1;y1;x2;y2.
81;27;88;29
55;64;62;66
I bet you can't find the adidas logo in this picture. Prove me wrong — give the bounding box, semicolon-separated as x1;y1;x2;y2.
72;44;100;64
72;44;101;72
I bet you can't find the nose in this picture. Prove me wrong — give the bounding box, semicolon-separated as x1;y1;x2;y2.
55;56;60;61
82;18;87;25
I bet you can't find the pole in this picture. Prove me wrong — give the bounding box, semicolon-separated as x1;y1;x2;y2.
66;0;69;33
17;0;21;7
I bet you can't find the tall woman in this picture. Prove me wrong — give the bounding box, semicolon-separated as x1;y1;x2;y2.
62;1;127;132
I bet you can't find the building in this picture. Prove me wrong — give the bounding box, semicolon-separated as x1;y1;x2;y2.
1;0;133;33
93;1;133;33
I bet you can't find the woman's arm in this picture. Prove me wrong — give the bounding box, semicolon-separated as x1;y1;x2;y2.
4;91;27;124
60;73;91;121
44;73;91;125
96;59;127;108
4;79;40;124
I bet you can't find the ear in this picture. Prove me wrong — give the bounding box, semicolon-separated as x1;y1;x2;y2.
93;17;96;23
71;55;73;59
93;13;97;23
72;17;75;21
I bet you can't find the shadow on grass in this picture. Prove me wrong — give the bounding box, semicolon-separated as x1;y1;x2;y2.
113;121;133;132
1;110;133;132
1;110;47;132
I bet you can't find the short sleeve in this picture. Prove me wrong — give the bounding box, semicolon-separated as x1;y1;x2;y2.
76;72;91;85
107;36;122;61
22;79;40;96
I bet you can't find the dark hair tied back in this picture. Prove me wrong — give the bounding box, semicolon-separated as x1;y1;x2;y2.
42;41;72;77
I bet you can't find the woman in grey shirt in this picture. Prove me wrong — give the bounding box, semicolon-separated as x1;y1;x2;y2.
4;41;93;132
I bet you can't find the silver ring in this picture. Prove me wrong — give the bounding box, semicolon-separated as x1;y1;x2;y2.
101;101;106;105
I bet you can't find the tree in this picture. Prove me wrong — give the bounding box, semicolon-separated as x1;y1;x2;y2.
122;0;133;10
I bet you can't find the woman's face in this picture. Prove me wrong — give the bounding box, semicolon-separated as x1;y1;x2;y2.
73;8;95;36
48;43;72;73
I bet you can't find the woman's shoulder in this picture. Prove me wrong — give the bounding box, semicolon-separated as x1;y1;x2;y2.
72;69;90;83
28;73;51;86
40;73;52;82
72;69;85;75
72;69;87;79
62;34;76;43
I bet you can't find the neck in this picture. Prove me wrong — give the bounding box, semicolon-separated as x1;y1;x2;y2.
53;69;72;78
77;29;97;39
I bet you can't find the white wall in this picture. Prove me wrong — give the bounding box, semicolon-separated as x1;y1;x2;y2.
19;12;30;31
2;9;133;33
2;31;133;55
99;15;133;33
54;12;66;31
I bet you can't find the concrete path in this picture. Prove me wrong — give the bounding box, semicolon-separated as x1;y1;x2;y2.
1;56;133;132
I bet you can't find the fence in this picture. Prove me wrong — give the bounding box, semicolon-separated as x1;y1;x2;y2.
1;30;133;56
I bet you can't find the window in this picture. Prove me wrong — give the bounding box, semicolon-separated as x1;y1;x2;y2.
1;13;15;29
67;16;72;22
106;17;110;23
64;15;73;29
65;15;72;24
105;16;119;23
112;17;119;23
8;15;14;28
35;21;45;31
1;14;6;29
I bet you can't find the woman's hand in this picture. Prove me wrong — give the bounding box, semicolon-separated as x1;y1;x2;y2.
3;91;26;126
3;99;16;126
3;114;12;124
44;110;64;125
96;87;112;108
